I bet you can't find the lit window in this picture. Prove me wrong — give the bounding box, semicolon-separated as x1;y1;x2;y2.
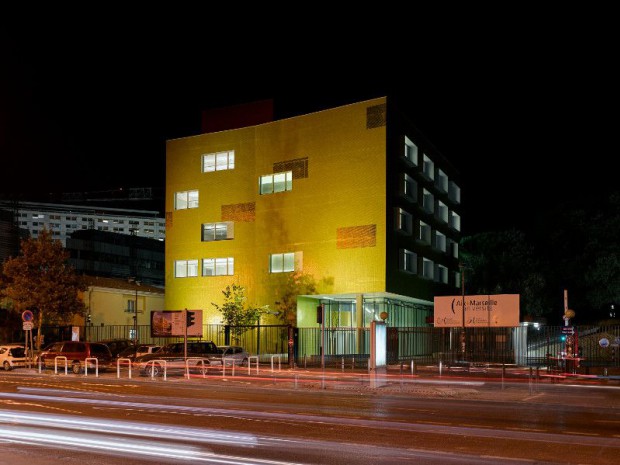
400;173;417;202
202;257;234;276
396;208;413;235
270;252;295;273
399;249;417;274
419;221;431;244
202;150;235;172
403;136;418;166
434;231;447;252
422;258;434;279
436;169;448;193
260;171;293;195
175;259;198;278
436;200;448;223
436;264;448;283
422;154;434;180
202;222;234;241
423;189;434;214
175;190;199;210
450;211;461;231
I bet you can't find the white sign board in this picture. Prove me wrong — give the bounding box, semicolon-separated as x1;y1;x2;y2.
433;294;520;327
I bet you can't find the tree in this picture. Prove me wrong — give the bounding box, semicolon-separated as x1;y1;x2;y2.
212;283;268;343
274;271;334;326
0;228;86;350
460;229;551;319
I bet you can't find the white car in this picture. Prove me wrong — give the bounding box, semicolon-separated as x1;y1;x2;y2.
0;343;27;371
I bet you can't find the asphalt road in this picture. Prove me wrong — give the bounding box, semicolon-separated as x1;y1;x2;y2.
0;365;619;464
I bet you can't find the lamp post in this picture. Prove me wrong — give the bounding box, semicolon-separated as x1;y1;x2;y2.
128;277;140;345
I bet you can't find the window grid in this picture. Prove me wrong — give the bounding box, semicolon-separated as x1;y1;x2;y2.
175;190;199;210
175;259;198;278
260;171;293;195
202;150;235;172
270;252;295;273
202;257;234;276
202;222;233;242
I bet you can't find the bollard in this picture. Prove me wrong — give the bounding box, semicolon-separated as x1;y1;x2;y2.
341;357;344;372
411;360;415;376
439;361;443;376
352;357;355;369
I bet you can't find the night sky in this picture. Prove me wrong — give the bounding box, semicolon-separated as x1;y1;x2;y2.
1;17;616;237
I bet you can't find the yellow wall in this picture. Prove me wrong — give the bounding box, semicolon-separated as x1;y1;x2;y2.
166;98;387;323
80;286;165;327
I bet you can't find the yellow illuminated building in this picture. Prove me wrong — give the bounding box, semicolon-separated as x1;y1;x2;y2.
165;97;462;329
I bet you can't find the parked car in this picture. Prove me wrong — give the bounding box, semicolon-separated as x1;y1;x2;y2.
117;344;162;362
134;341;218;377
211;345;250;367
100;339;135;358
0;343;27;371
38;341;113;374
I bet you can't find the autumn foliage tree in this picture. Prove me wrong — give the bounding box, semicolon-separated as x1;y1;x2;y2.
0;228;86;350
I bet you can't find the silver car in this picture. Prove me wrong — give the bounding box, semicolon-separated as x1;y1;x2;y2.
212;345;250;367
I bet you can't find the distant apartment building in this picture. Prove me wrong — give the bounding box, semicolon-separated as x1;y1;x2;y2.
165;97;462;330
66;229;165;286
0;201;165;246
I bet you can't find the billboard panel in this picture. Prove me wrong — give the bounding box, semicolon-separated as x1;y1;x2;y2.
150;310;203;337
433;294;520;327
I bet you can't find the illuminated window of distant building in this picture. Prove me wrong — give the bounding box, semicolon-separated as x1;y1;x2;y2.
202;222;234;241
434;231;447;252
403;136;418;166
436;168;448;193
423;154;435;180
269;252;295;273
175;259;198;278
396;208;413;235
400;173;417;202
423;189;434;214
436;264;448;283
422;258;434;279
202;257;234;276
418;221;431;244
451;240;459;259
450;211;461;231
399;249;417;274
260;171;292;195
449;181;461;205
436;200;448;223
175;190;199;210
202;150;235;172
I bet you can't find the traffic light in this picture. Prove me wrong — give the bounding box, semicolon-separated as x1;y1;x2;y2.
316;305;323;324
186;310;195;327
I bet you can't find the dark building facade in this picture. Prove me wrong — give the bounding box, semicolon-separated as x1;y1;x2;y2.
67;229;164;286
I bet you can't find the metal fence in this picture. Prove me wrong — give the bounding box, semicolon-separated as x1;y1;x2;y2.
33;323;620;369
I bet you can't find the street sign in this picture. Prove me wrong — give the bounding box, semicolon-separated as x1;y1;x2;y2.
561;326;574;335
22;310;34;322
23;321;33;330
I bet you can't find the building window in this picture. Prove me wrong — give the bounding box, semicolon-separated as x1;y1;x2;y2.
436;169;449;193
400;173;417;202
202;222;234;241
403;136;418;166
451;240;459;259
202;257;234;276
422;154;435;180
436;264;448;284
423;189;434;214
270;252;295;273
436;200;448;223
449;181;461;205
422;258;434;280
399;249;417;274
396;208;413;235
260;171;293;195
434;231;447;252
175;190;199;210
450;211;461;231
175;259;198;278
202;150;235;172
419;221;431;244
